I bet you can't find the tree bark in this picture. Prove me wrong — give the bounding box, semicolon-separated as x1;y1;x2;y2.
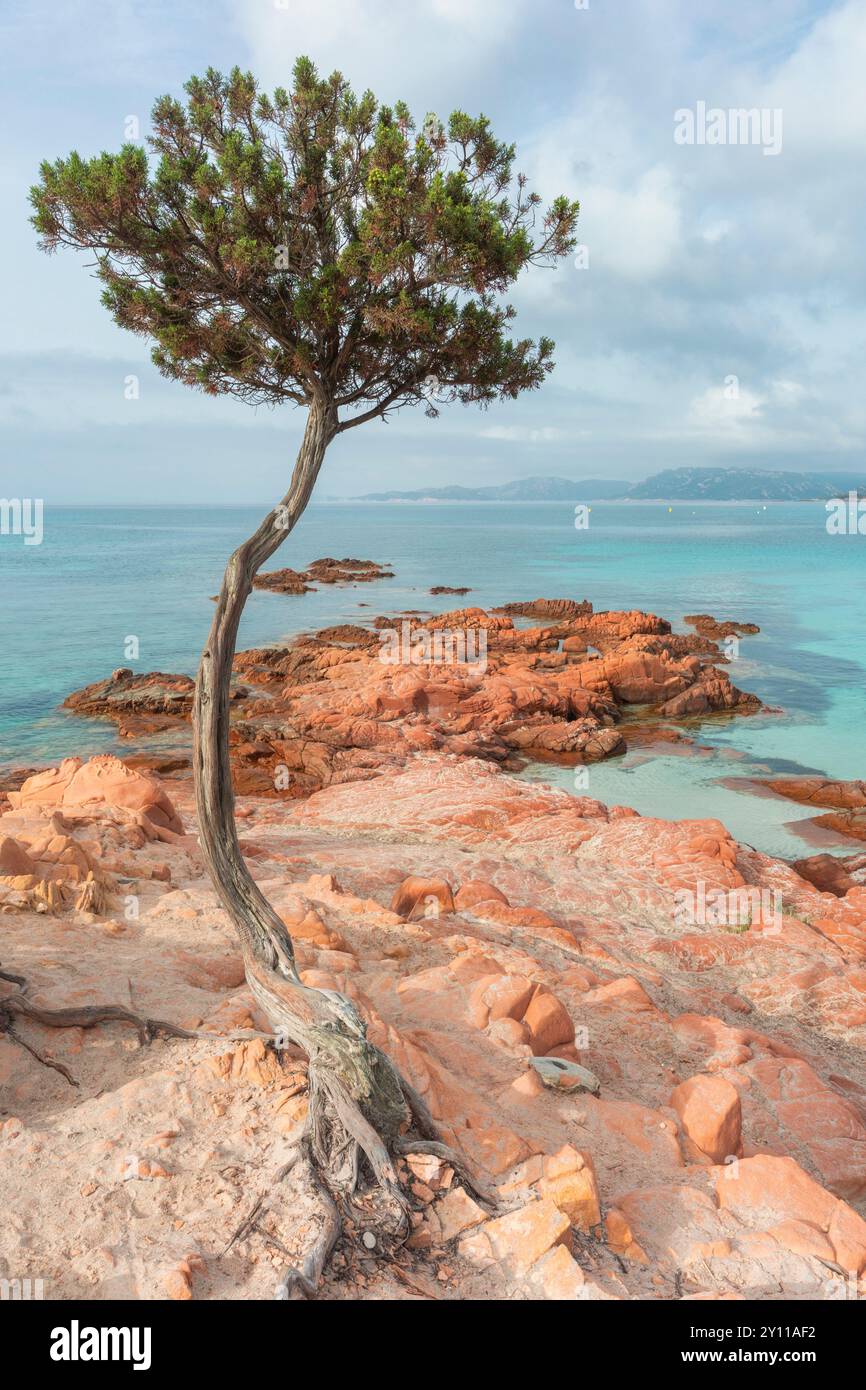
192;399;410;1196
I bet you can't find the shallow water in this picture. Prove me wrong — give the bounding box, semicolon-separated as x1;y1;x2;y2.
2;499;864;858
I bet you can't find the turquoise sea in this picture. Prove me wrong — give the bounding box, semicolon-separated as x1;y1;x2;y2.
2;500;864;861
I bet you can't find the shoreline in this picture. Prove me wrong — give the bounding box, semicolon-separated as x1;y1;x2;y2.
37;498;847;508
3;584;866;1302
4;580;863;866
2;720;866;1300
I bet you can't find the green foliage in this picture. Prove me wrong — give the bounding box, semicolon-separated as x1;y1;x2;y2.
31;59;579;429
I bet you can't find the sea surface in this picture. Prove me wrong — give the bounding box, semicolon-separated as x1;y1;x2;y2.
2;500;865;861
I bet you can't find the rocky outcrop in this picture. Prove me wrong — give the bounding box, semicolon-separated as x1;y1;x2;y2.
252;557;394;594
0;756;188;917
496;598;593;621
763;778;866;843
252;568;312;594
306;557;395;584
811;810;866;842
3;751;864;1301
61;601;761;801
685;615;761;641
794;852;866;897
62;669;198;739
765;777;866;811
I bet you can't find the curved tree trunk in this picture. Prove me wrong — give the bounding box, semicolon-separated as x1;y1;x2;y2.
6;399;490;1296
192;399;411;1198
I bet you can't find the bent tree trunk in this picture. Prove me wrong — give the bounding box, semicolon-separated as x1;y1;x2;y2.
192;400;413;1203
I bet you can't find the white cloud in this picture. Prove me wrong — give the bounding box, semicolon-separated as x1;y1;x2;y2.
4;0;866;493
479;425;568;443
236;0;526;105
688;384;765;434
764;0;866;151
700;218;735;243
580;166;683;278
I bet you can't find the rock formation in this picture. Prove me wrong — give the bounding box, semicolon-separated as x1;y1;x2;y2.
11;605;851;1302
252;557;395;595
762;778;866;843
1;750;865;1301
61;600;761;800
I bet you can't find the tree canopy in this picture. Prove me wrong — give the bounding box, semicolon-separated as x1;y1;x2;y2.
30;58;578;429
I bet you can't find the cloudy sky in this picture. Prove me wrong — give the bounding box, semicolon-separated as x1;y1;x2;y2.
1;0;864;501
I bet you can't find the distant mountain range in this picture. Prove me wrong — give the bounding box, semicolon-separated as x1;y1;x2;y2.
352;467;866;503
626;467;866;501
354;476;625;502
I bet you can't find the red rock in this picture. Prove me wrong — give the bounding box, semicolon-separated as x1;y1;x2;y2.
524;1244;588;1298
684;614;759;640
0;837;37;875
522;988;575;1055
744;1057;866;1199
536;1147;601;1229
812;808;866;842
583;976;660;1014
164;1267;192;1300
454;880;509;910
605;1209;649;1263
766;1219;835;1264
390;876;455;919
488;1017;530;1049
7;757;81;810
59;596;761;802
716;1155;866;1273
764;777;866;811
459;1198;572;1275
496;598;592;621
793;852;866;897
424;1188;487;1243
670;1074;743;1164
467;974;535;1030
10;755;183;835
252;567;313;594
617;1184;726;1267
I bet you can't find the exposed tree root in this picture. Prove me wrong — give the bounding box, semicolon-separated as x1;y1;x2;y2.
276;1151;342;1300
0;962;274;1085
222;1138;341;1300
3;1020;78;1085
2;959;492;1299
223;1147;303;1254
399;1072;442;1141
216;1036;496;1299
392;1137;498;1210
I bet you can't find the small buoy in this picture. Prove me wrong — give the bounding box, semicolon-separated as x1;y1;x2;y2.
668;507;673;513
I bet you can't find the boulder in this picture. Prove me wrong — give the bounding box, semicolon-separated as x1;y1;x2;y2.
9;755;183;835
670;1073;743;1164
